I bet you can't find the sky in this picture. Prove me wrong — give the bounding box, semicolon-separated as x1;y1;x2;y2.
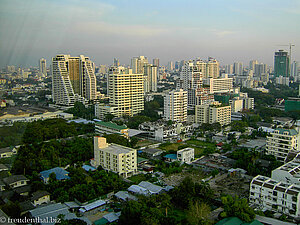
1;0;300;68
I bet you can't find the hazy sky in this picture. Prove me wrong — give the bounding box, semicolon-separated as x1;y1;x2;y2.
1;0;300;68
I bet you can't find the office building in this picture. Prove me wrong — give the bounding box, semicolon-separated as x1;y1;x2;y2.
107;67;144;117
291;61;299;81
92;137;137;178
164;89;187;122
95;103;118;120
195;103;231;126
266;128;299;162
254;63;268;77
274;50;290;77
39;58;47;77
52;54;97;106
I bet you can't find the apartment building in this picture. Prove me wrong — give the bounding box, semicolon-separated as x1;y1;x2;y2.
266;128;299;162
203;74;233;94
52;54;97;106
250;175;300;218
92;137;137;178
177;148;194;164
195;103;231;126
164;89;187;122
95;103;118;120
107;67;144;117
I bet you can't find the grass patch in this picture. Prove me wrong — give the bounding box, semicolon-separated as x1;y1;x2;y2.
128;174;148;184
158;143;185;151
185;139;215;148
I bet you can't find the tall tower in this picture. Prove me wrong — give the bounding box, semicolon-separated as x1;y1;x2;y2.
164;89;187;122
131;56;148;74
107;67;144;117
153;58;159;68
274;50;290;77
113;58;120;67
52;54;97;106
233;62;243;75
39;58;47;77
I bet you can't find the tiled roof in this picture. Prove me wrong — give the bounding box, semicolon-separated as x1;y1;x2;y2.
40;167;70;180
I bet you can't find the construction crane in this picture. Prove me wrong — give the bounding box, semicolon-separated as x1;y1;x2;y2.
277;43;295;61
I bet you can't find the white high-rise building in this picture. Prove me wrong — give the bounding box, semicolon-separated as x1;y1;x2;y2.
107;67;144;117
225;64;233;74
195;103;231;126
39;58;47;77
249;60;258;71
203;74;233;94
52;54;97;106
164;89;187;122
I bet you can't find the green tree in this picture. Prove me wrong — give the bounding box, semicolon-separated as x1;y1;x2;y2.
186;201;212;225
220;195;255;222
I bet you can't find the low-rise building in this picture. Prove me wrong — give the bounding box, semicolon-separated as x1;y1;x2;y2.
3;175;29;189
0;146;17;158
177;148;194;164
94;103;118;120
250;175;300;218
140;148;164;158
40;167;70;184
266;128;299;162
91;137;137;178
94;121;129;138
31;190;51;206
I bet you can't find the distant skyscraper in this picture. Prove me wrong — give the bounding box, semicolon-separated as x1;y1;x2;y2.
107;67;144;117
291;61;299;80
144;64;158;92
39;58;47;77
274;50;290;77
225;64;233;74
131;56;148;74
254;63;268;77
233;62;243;75
164;89;187;122
167;61;174;71
249;60;258;71
52;54;97;106
113;58;120;67
153;58;159;68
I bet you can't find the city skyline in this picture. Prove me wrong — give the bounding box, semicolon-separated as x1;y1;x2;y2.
1;0;300;67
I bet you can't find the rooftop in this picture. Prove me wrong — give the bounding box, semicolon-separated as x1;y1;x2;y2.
100;143;135;155
164;154;177;160
274;128;298;136
40;167;70;180
3;175;29;185
31;190;50;201
95;121;127;130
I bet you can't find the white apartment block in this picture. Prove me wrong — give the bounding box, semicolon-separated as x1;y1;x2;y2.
250;175;300;218
107;67;144;117
177;148;194;164
164;89;187;122
92;137;137;178
131;56;148;74
52;54;97;106
95;103;118;120
180;61;203;91
266;128;299;162
195;103;231;126
204;75;233;94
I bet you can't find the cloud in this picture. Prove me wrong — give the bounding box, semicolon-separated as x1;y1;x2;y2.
210;29;236;37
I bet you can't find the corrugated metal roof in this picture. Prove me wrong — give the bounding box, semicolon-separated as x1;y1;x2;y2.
80;199;106;212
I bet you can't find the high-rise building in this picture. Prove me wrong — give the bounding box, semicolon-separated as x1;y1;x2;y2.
52;54;97;106
113;58;120;67
131;56;148;74
167;61;174;71
249;60;258;71
164;89;187;122
274;50;290;77
291;61;299;80
153;58;159;68
233;62;243;75
144;64;158;92
204;74;233;94
107;67;144;117
206;57;220;78
39;58;47;77
225;64;233;74
254;63;268;77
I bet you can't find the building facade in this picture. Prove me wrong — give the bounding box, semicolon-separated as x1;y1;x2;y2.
164;89;187;122
274;50;290;77
92;137;137;178
195;103;231;126
52;54;97;106
107;67;144;117
39;58;47;77
266;128;299;162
